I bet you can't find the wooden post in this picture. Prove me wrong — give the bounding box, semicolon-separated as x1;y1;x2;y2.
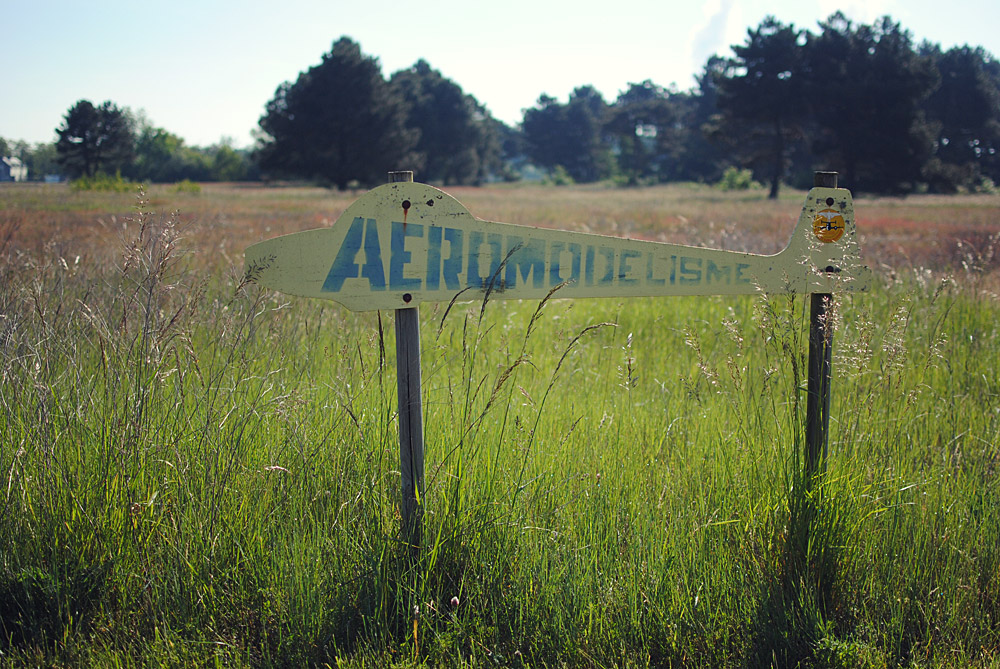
389;170;424;549
806;171;838;479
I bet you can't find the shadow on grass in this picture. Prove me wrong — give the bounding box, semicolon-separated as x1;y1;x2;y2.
746;477;848;668
0;561;109;654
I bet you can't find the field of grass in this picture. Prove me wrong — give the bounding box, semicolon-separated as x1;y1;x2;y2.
1;181;998;667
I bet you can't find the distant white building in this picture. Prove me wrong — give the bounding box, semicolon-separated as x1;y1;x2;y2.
1;156;28;182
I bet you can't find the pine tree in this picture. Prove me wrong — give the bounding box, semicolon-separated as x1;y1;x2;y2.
390;60;500;185
712;17;808;199
257;37;417;189
55;100;134;178
805;14;938;194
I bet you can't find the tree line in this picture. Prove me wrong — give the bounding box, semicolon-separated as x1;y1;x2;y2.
4;12;998;196
2;104;256;184
709;14;1000;196
255;17;1000;196
513;13;999;196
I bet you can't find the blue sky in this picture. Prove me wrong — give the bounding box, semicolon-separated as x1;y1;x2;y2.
3;0;998;149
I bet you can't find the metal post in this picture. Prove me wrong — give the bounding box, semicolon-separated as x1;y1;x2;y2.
806;171;838;479
389;170;424;549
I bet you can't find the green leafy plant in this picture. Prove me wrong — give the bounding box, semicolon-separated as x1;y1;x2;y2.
716;165;762;191
69;171;141;193
172;179;201;194
545;165;576;186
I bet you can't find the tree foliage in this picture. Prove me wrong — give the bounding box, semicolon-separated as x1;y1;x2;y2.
256;37;417;189
712;17;808;198
522;86;614;183
390;60;501;185
26;18;997;194
26;142;60;180
921;45;1000;191
55;100;135;178
605;81;687;185
804;14;939;194
676;59;731;184
126;21;983;192
700;13;998;194
132;123;189;182
128;116;252;184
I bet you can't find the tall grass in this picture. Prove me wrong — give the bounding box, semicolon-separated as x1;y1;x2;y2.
0;185;998;666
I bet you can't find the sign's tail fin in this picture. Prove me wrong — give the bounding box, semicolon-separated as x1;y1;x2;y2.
775;186;872;293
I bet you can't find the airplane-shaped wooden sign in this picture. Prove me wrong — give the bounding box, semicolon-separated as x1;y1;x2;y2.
245;182;871;311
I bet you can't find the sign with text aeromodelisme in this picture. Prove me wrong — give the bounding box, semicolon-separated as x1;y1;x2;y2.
245;182;871;312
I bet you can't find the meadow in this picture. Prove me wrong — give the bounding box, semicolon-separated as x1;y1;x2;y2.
0;180;998;667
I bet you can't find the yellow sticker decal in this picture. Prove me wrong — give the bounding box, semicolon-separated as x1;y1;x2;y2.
813;208;845;243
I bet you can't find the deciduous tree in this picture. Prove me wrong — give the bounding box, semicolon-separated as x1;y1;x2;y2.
26;142;60;181
131;121;187;182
